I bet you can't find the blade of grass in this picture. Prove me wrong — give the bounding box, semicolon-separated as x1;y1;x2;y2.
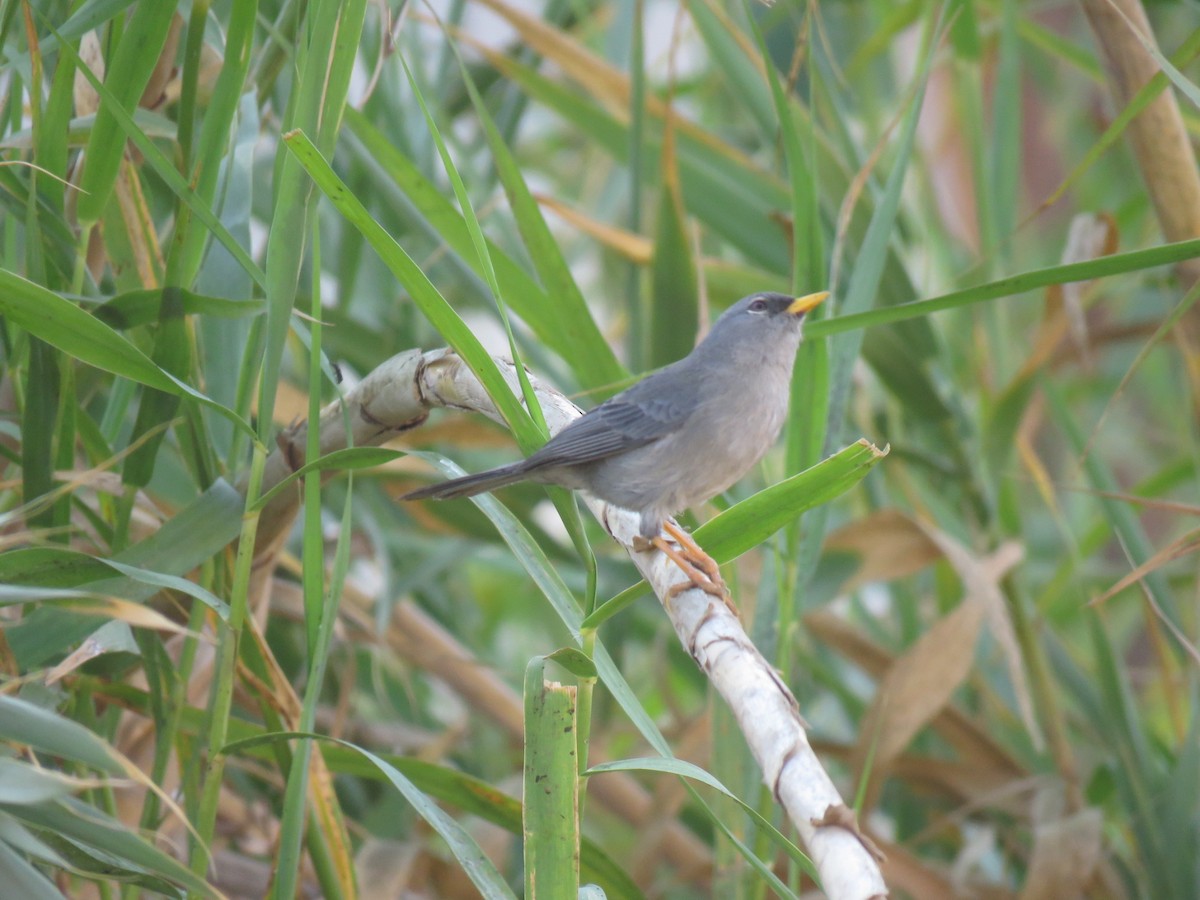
1098;5;1200;110
3;799;219;899
1034;27;1200;214
445;52;603;605
342;109;598;379
451;47;626;391
825;8;941;452
171;0;260;288
626;0;648;371
190;446;267;879
807;237;1200;338
1041;376;1179;630
0;839;62;900
477;49;794;273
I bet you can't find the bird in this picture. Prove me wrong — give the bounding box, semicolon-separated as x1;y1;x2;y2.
401;290;829;609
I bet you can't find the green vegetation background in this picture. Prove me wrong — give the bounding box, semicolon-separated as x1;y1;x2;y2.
1;0;1198;897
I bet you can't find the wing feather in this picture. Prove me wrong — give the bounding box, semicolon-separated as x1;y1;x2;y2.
526;392;691;468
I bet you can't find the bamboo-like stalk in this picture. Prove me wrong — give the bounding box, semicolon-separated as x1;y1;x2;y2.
263;348;889;899
1080;0;1200;290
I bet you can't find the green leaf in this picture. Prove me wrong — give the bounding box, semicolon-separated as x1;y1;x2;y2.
698;439;886;562
91;288;263;330
45;16;266;290
0;838;65;900
0;695;124;776
0;759;99;806
4;798;217;897
0;269;254;438
3;480;244;668
545;648;599;680
455;61;626;391
808;237;1200;339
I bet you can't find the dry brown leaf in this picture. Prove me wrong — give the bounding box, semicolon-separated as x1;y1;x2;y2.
1059;212;1119;367
139;13;183;110
57;598;196;639
888;755;1031;816
817;516;1033;799
825;509;943;590
878;841;961;900
74;31;104;118
806;609;1027;789
356;838;419;900
919;530;1037;749
46;600;202;685
1020;807;1103;900
112;156;165;287
855;587;987;780
45;629;128;685
472;0;629;117
1093;526;1200;607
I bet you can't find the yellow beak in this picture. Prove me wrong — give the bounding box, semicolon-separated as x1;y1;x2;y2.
787;291;829;315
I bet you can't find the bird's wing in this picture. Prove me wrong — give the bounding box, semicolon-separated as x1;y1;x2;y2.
526;393;692;468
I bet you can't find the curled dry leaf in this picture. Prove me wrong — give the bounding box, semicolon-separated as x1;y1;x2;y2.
832;511;1033;800
73;31;104;118
139;12;183;110
1019;807;1103;900
853;584;987;785
45;619;137;684
1056;212;1119;368
826;508;943;591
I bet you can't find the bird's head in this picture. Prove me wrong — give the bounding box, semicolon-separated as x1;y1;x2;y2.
704;290;829;349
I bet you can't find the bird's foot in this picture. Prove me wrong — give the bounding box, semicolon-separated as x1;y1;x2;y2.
649;534;739;618
662;520;723;583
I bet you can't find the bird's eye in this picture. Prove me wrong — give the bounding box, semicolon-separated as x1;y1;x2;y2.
749;299;768;312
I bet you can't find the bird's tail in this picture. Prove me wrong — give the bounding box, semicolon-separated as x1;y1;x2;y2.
400;460;533;501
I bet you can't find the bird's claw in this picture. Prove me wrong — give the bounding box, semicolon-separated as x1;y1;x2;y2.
649;534;740;618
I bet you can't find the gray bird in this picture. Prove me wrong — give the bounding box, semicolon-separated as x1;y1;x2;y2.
402;290;828;605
